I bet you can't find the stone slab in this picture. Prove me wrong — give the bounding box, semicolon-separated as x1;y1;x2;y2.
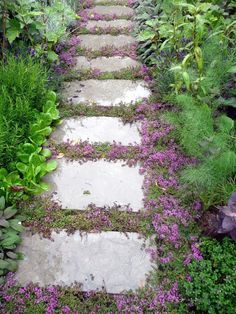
85;6;134;18
86;19;134;31
44;159;144;211
94;0;129;4
16;231;152;293
62;79;151;106
79;34;135;50
51;117;141;144
75;56;140;72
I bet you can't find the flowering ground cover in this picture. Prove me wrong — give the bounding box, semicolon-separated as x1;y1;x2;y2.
0;0;236;313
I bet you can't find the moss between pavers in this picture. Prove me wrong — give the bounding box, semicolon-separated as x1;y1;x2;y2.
21;198;152;238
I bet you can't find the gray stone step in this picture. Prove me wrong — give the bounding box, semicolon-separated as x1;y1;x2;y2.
79;34;135;50
44;159;144;211
16;231;152;293
75;56;140;72
62;79;151;106
85;19;134;31
50;117;141;145
85;5;134;18
94;0;129;4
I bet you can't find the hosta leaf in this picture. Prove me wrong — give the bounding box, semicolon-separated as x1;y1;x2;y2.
4;207;17;219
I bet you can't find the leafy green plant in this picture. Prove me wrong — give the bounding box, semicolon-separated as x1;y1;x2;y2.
0;196;24;283
0;87;59;201
165;94;235;207
0;56;50;168
0;0;77;61
180;237;236;314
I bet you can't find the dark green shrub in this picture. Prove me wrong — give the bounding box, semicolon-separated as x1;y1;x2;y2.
180;237;236;314
0;57;48;168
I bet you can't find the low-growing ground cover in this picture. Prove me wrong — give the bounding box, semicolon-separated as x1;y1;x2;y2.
0;0;235;313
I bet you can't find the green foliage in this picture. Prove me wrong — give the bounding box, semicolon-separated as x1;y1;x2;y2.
0;56;48;168
0;196;24;283
180;237;236;314
0;90;59;200
0;0;77;60
136;0;235;98
174;95;214;157
170;94;235;207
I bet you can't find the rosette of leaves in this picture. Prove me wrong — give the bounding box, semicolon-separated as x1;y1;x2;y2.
217;192;236;241
0;196;24;283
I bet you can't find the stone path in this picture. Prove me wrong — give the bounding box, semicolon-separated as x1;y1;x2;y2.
16;1;153;293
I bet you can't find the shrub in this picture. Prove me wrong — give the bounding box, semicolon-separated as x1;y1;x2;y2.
180;237;236;314
0;56;48;168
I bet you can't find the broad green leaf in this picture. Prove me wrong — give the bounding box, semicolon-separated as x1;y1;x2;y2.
5;259;18;271
138;30;155;41
0;260;9;269
41;149;52;158
0;169;8;180
6;252;18;260
218;115;234;133
6;19;21;43
16;162;28;174
46;160;57;172
228;66;236;74
1;234;21;247
0;219;9;228
4;207;17;219
9;219;24;232
47;50;59;62
146;20;157;27
47;91;57;103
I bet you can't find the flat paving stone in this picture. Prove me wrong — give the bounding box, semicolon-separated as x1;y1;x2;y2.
86;19;134;31
51;117;141;145
79;34;135;50
85;5;134;18
16;231;152;293
44;159;144;211
75;56;140;72
62;79;151;106
94;0;128;4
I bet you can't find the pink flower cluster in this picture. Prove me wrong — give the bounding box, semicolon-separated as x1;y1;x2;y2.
54;36;81;74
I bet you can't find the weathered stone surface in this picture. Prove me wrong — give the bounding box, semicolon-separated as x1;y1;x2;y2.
86;19;134;31
75;56;140;72
16;231;152;293
51;117;141;144
94;0;128;4
79;34;135;50
85;6;134;18
62;79;151;106
44;159;144;211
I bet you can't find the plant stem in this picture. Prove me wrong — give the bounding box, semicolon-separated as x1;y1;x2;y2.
1;0;7;60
